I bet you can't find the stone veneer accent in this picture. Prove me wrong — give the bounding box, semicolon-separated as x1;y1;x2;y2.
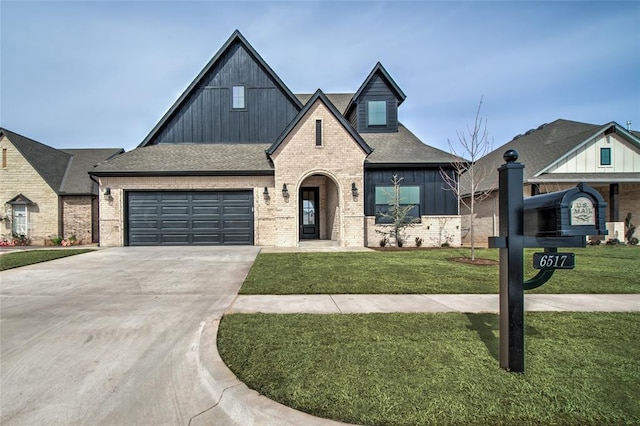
0;134;60;244
365;215;462;247
270;100;367;247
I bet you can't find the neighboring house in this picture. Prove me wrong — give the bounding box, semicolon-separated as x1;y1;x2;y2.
461;119;640;245
0;128;123;245
90;30;461;247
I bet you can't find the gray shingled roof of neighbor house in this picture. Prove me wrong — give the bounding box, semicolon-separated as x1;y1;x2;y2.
90;143;274;175
2;127;71;193
460;119;609;195
1;127;122;195
60;148;123;194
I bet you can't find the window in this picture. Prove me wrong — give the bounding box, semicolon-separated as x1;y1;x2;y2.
12;205;27;235
374;185;420;223
232;86;245;109
367;100;387;126
600;147;611;166
315;120;322;146
2;148;6;168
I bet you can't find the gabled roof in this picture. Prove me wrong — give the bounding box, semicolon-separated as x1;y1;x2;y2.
60;148;123;194
7;193;35;205
466;119;640;194
1;127;123;195
535;121;640;177
90;144;273;176
345;62;407;116
1;127;71;193
266;89;373;156
363;123;461;166
138;30;303;148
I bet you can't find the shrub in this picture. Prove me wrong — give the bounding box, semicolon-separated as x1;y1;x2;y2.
50;236;64;246
415;237;423;247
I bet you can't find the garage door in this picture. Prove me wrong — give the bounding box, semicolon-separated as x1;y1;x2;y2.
126;191;253;246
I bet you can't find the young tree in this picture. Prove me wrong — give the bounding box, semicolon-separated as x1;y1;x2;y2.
440;96;495;261
377;175;419;247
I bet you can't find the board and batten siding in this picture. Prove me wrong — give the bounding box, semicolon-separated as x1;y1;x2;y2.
545;133;640;173
150;41;300;145
364;168;458;216
354;74;399;133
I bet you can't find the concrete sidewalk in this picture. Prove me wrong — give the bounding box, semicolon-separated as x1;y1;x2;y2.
228;293;640;314
211;292;639;425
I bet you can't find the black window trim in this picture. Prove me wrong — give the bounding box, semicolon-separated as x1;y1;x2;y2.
366;100;388;127
231;85;246;110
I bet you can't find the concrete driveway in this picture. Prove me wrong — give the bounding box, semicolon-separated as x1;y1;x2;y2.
0;246;259;426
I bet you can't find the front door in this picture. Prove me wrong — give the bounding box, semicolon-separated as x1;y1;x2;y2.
299;187;319;239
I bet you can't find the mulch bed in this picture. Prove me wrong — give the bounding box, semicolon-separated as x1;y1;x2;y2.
371;247;498;266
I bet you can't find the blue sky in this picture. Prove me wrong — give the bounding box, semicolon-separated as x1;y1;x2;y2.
1;1;639;156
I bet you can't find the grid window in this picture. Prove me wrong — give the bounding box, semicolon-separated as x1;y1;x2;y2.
232;86;245;109
368;100;387;126
374;185;420;223
600;147;611;166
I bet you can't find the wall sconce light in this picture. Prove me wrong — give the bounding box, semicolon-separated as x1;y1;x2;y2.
103;187;111;200
282;184;289;199
263;186;270;201
351;182;358;198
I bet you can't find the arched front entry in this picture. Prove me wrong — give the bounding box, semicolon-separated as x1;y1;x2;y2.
298;174;340;243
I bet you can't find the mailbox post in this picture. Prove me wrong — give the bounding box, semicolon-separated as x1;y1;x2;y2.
489;150;607;373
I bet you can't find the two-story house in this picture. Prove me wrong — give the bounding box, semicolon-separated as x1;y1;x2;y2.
90;30;462;247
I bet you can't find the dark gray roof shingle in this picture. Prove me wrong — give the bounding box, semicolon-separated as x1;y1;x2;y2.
1;127;123;195
463;119;604;194
60;149;123;194
90;144;274;175
1;127;71;192
296;93;354;115
364;124;461;165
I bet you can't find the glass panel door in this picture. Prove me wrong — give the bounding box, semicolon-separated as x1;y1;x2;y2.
299;188;319;239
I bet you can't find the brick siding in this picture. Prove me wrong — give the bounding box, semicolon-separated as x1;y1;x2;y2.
0;135;60;245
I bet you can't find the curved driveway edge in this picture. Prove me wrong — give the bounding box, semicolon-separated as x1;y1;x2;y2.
1;246;272;426
191;317;352;425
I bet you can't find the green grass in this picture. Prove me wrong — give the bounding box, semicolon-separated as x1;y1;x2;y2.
218;312;640;426
0;249;94;271
242;245;640;294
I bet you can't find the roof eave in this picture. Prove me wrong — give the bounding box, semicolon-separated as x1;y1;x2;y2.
346;62;407;113
89;170;274;178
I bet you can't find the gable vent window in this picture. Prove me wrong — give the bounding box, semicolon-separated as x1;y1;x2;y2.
367;100;387;126
600;147;612;166
232;86;245;109
2;148;6;168
316;119;322;146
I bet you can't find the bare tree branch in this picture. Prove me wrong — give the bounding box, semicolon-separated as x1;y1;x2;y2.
439;96;495;260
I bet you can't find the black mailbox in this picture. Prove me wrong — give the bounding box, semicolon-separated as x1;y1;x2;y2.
523;183;608;237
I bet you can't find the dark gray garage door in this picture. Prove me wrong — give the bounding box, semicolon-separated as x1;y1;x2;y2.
127;191;253;246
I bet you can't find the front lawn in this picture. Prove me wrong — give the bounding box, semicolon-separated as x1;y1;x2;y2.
0;249;94;271
218;312;639;426
242;246;639;294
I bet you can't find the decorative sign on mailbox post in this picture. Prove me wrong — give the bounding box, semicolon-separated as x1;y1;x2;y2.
489;150;607;373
